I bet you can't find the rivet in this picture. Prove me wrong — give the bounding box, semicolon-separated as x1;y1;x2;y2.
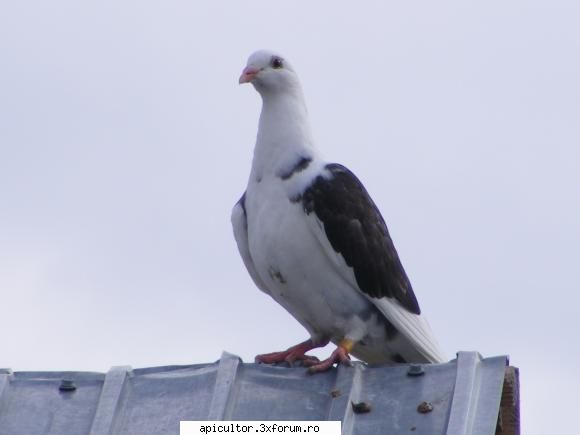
59;379;77;392
351;401;372;414
407;364;425;376
417;401;433;413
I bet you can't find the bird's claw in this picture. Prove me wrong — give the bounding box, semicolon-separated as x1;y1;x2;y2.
255;352;320;367
254;339;324;366
307;344;352;374
288;354;320;367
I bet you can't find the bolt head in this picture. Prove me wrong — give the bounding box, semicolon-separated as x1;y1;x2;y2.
407;364;425;376
59;379;77;392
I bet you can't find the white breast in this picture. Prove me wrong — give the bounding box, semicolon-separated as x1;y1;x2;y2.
244;173;373;343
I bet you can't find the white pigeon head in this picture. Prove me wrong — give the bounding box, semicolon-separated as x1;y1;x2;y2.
239;50;301;94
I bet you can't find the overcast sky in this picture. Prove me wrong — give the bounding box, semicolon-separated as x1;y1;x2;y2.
1;1;579;434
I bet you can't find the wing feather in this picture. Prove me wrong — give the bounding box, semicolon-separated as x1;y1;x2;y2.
301;164;419;312
301;164;446;362
372;298;446;363
231;193;270;294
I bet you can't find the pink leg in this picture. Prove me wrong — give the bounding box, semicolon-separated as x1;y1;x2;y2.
255;339;329;366
306;340;354;374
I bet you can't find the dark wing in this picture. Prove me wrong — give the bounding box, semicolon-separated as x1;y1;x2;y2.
301;163;420;314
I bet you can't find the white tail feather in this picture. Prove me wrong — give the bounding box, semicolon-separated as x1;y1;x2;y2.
373;298;447;363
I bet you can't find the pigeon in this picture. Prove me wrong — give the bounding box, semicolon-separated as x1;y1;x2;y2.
232;50;445;372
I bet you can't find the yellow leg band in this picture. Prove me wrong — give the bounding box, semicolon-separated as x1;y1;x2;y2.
340;339;354;353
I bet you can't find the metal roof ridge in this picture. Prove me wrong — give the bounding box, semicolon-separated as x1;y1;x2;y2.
0;370;12;410
447;351;508;435
207;351;242;420
327;363;365;434
88;365;132;435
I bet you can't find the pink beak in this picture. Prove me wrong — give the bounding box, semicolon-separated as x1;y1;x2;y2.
239;66;260;84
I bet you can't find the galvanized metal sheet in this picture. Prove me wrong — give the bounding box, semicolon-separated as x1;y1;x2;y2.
0;352;509;435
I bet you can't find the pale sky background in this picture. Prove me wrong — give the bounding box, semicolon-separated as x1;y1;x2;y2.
1;1;579;434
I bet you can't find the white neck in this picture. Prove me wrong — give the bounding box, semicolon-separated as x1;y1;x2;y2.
250;88;319;181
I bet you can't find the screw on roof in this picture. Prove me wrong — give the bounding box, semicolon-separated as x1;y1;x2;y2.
351;401;372;414
59;379;77;392
407;364;425;376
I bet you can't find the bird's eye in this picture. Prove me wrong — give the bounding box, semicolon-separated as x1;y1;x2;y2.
271;57;283;69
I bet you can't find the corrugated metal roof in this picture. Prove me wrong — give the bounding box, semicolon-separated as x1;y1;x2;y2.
0;351;518;435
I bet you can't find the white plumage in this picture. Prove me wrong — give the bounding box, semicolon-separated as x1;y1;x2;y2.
232;50;445;371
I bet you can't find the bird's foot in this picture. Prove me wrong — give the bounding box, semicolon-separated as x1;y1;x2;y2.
306;339;354;374
255;339;328;366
